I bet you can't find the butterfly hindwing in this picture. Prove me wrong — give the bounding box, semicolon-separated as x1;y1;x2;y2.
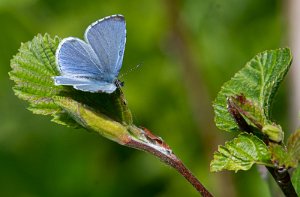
56;37;103;77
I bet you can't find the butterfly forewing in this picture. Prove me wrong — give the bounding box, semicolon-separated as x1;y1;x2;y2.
84;15;126;80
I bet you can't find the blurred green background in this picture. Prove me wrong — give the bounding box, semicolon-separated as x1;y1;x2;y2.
1;0;289;196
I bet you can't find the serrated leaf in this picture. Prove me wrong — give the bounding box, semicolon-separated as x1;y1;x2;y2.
9;34;79;127
292;165;300;196
213;48;292;132
9;34;133;128
210;133;272;172
228;94;265;129
287;130;300;167
269;143;297;168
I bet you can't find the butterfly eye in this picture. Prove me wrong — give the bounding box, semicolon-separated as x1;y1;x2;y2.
115;80;124;88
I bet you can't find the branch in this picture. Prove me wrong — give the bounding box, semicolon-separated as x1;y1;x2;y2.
266;167;298;197
125;126;213;197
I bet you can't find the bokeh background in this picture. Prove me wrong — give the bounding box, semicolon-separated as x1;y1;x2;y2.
0;0;296;196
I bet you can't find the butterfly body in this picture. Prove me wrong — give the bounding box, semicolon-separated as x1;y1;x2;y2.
54;14;126;93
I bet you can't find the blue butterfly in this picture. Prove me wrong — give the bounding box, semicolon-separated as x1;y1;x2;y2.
54;14;126;93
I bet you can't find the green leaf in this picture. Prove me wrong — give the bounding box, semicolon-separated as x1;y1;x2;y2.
60;89;133;125
269;143;297;168
292;165;300;196
268;130;300;168
54;96;131;144
9;34;133;128
210;133;272;172
227;94;265;129
213;48;292;132
287;129;300;165
9;34;79;127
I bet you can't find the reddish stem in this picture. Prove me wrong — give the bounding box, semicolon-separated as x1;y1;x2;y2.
125;138;213;197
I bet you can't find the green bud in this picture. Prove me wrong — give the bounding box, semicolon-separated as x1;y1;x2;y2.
262;124;284;143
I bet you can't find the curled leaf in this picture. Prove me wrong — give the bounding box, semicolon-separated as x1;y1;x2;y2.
214;48;292;133
54;96;131;144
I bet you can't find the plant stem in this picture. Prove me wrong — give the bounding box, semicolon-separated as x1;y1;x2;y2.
266;167;298;197
125;127;213;197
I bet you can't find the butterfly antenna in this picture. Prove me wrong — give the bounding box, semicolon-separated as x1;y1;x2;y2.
119;63;142;79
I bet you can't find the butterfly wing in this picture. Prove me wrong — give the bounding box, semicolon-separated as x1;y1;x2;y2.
55;37;103;76
54;37;117;93
84;15;126;81
55;76;116;93
54;14;126;93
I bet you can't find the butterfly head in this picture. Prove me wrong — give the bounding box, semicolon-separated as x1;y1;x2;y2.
115;79;124;88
